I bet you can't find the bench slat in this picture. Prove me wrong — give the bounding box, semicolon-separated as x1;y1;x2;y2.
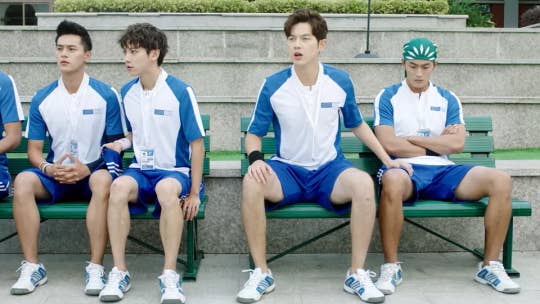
261;199;531;219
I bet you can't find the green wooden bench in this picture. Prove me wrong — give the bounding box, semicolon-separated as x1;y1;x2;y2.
0;114;211;280
241;116;532;277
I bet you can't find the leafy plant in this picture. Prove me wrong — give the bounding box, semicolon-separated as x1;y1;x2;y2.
447;0;494;27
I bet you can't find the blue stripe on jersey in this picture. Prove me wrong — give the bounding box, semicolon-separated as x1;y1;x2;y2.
0;72;24;170
435;85;464;126
322;64;363;128
247;67;291;137
26;80;59;140
166;75;204;168
89;78;125;143
373;82;401;127
120;78;139;132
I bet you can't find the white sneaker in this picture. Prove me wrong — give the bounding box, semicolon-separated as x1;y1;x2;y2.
158;269;186;304
99;267;131;302
344;268;385;303
236;268;275;303
475;261;520;294
85;262;106;296
375;263;402;295
10;261;48;295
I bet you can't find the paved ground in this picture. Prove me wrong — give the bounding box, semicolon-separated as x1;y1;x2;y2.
0;252;538;304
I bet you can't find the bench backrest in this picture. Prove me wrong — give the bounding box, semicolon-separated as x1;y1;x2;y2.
7;114;211;177
240;116;494;176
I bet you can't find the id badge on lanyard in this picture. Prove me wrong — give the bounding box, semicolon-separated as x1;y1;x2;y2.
140;147;155;170
70;140;79;158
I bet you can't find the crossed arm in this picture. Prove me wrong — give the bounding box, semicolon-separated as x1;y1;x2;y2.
374;124;466;158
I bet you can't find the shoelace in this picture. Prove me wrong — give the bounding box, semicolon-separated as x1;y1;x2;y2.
103;270;123;290
378;263;400;282
16;261;38;280
241;269;263;288
161;273;180;290
488;262;510;280
86;263;104;278
356;270;378;289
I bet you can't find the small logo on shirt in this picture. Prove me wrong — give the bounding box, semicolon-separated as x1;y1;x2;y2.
430;106;441;111
82;108;104;115
154;109;173;116
321;102;339;108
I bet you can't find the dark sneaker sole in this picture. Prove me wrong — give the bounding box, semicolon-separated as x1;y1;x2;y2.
99;295;122;302
85;288;102;296
162;299;185;304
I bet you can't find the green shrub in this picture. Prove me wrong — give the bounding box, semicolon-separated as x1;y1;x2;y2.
54;0;449;14
448;0;493;27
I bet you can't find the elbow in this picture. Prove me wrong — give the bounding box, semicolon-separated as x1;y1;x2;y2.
381;143;398;157
448;141;465;155
6;136;21;151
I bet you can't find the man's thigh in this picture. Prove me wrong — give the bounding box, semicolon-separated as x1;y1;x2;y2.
24;168;90;204
264;159;303;204
453;166;503;201
420;164;474;202
154;171;191;199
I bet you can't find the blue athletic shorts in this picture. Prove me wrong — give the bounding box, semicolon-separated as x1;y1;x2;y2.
266;157;354;214
0;169;11;200
122;168;204;218
24;168;92;204
378;163;474;205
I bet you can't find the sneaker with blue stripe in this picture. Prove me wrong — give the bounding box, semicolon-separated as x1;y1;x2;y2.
10;261;47;295
84;262;106;296
158;269;186;304
375;262;402;295
99;267;131;302
475;261;520;294
344;268;385;303
236;268;275;303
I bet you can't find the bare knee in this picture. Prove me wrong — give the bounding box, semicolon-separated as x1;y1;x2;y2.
488;170;512;202
380;170;410;206
109;177;135;206
155;179;181;210
13;172;40;201
242;175;266;204
89;170;113;198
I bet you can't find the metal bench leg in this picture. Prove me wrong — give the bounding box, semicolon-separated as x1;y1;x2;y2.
183;219;203;281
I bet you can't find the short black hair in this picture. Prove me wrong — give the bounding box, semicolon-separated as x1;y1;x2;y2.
284;9;328;41
55;20;92;51
119;23;168;66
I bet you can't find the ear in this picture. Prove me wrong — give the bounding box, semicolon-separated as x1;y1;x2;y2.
149;49;160;63
433;61;438;70
318;38;327;51
84;50;92;63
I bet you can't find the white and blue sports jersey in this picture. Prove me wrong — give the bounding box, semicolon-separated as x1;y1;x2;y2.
26;73;126;165
0;71;24;171
248;63;363;170
121;69;205;174
373;80;464;165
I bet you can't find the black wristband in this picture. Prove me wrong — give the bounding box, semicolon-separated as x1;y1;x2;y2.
426;149;440;156
86;157;103;172
248;150;264;165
